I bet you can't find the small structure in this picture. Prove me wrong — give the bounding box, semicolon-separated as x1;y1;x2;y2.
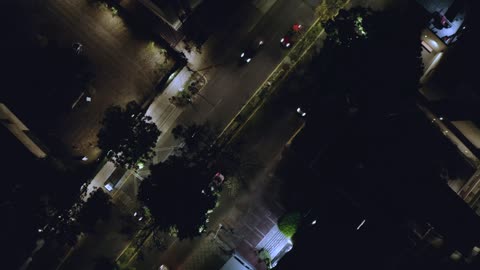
416;0;468;45
220;253;255;270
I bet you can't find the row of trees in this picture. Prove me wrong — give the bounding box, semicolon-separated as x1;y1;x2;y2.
139;122;260;238
96;99;258;239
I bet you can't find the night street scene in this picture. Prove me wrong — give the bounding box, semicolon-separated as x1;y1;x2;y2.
2;0;480;269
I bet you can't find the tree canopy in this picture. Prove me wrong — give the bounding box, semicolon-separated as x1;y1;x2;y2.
98;101;161;169
139;123;227;239
278;212;301;239
138;155;217;239
77;189;112;233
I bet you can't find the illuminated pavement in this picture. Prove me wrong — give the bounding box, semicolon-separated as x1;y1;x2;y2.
38;0;175;161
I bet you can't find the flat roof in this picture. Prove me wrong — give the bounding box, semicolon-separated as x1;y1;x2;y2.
417;0;455;13
220;254;255;270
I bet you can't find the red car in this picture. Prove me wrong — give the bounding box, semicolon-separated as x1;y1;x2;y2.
280;23;303;48
212;172;225;186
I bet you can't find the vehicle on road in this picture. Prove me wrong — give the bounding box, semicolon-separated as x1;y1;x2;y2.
280;23;303;48
239;40;264;64
133;206;149;222
296;107;307;117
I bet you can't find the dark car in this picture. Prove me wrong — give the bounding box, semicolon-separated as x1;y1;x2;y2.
239;40;264;64
296;106;307;117
133;206;149;222
280;23;303;48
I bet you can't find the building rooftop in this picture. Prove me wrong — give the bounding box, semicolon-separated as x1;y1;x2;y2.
417;0;467;45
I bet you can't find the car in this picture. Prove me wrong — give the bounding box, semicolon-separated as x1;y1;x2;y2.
133;206;148;222
212;172;225;186
296;107;307;117
72;42;83;54
239;40;264;64
203;172;225;194
280;23;303;48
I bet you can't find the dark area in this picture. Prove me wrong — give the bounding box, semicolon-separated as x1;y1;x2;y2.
274;4;480;269
2;0;480;269
181;0;250;46
0;2;94;158
0;128;88;269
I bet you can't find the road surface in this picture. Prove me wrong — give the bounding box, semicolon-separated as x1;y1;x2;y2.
52;0;315;269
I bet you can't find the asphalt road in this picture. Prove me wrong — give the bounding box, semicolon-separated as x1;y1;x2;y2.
123;0;316;202
176;0;315;127
53;0;315;269
143;0;315;168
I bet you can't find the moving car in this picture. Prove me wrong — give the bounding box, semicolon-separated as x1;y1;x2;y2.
239;40;264;64
280;23;303;48
296;107;307;117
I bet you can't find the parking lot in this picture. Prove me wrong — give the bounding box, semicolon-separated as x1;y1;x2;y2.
33;0;176;161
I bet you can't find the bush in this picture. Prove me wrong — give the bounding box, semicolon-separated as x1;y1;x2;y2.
278;212;301;238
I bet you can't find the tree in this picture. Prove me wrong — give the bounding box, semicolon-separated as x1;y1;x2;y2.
78;189;112;233
138;155;218;239
278;212;301;238
323;8;371;47
98;101;161;169
316;0;350;23
138;123;222;239
215;141;262;187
